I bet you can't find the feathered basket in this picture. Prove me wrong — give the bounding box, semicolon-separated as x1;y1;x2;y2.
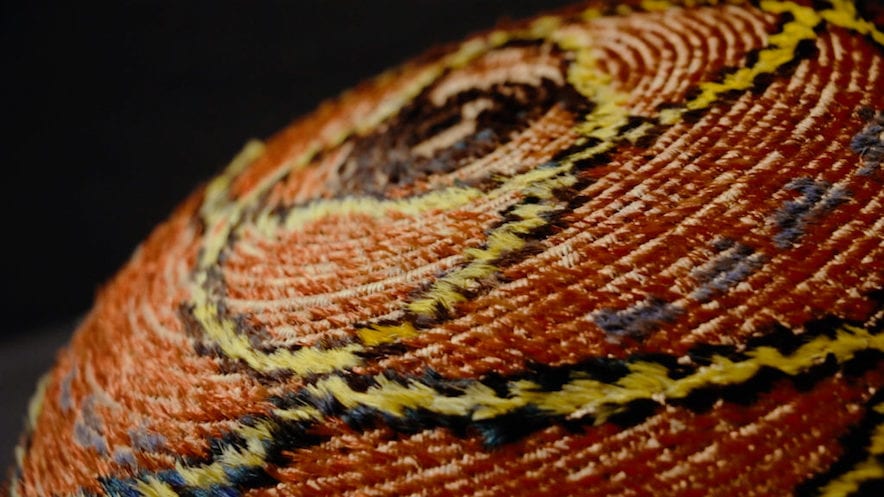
7;1;884;496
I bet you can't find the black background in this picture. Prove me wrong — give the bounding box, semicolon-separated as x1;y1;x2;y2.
0;0;575;472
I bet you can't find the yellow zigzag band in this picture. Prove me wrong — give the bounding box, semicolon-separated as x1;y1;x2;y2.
658;0;884;124
640;0;884;48
818;399;884;497
288;324;884;423
131;322;883;493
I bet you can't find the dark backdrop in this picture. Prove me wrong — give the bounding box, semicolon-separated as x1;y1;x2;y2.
0;0;575;473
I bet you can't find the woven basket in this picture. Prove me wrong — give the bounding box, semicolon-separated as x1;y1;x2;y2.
7;1;884;496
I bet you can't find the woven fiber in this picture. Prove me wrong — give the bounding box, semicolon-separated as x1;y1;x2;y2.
7;0;884;495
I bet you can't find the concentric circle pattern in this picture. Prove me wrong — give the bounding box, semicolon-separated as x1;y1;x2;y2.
7;1;884;496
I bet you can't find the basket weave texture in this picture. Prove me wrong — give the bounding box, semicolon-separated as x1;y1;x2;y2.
7;1;884;496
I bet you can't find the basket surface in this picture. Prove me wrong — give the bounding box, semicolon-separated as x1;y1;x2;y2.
7;1;884;496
